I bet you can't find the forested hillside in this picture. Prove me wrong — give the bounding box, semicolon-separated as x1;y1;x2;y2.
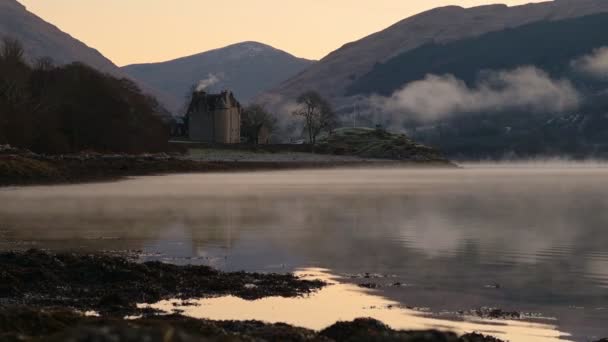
0;39;170;154
347;13;608;96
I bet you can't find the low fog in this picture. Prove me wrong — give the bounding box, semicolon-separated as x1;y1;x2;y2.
345;47;608;129
369;66;579;122
571;46;608;79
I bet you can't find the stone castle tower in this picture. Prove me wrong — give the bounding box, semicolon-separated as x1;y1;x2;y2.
187;90;242;143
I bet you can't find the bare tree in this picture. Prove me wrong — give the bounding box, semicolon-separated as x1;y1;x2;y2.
292;91;336;144
34;57;54;71
0;38;29;108
0;37;25;64
0;38;170;153
242;104;276;144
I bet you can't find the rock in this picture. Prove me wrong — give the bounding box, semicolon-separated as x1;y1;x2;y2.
0;250;325;316
319;318;484;341
460;307;521;320
0;307;506;341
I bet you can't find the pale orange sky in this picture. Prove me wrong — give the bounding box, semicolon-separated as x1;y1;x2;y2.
17;0;548;66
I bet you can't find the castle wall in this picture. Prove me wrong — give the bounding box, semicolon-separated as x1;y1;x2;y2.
188;107;214;142
209;108;238;144
230;107;241;143
214;109;228;144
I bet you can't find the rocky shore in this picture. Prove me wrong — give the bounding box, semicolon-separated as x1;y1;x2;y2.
0;250;503;342
0;308;504;342
0;250;324;316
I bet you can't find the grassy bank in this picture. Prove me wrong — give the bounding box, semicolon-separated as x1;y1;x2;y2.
0;153;223;186
0;145;453;187
174;127;450;163
0;154;417;187
316;127;447;162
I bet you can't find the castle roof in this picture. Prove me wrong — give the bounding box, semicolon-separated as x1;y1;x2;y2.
188;90;241;113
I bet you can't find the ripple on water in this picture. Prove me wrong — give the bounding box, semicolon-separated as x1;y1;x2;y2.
584;255;608;288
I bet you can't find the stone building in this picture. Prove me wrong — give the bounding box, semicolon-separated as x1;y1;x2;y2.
187;90;242;143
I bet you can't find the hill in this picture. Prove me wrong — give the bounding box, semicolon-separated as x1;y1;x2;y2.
122;42;314;113
347;13;608;96
0;0;178;111
262;1;608;158
340;13;608;159
0;0;117;74
265;0;608;104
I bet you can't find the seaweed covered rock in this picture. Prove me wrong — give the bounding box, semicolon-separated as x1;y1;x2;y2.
0;250;325;315
319;318;500;342
0;308;505;342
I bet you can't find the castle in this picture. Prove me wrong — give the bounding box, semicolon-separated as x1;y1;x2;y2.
187;90;242;143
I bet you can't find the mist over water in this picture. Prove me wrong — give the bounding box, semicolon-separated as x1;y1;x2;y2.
463;159;608;168
1;166;608;340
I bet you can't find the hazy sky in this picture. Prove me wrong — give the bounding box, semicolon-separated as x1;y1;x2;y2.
18;0;547;66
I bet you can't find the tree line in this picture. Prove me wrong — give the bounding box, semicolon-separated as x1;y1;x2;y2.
239;91;337;145
0;37;170;154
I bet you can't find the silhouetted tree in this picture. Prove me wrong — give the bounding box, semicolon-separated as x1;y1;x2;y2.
242;104;276;144
0;37;25;64
0;37;170;154
293;91;336;144
0;38;31;146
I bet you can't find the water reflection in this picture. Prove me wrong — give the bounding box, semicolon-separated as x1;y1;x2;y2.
1;167;608;340
144;268;570;342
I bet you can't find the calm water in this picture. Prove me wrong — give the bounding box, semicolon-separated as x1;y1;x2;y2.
1;166;608;341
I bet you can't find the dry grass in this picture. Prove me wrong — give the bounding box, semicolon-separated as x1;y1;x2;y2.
0;156;62;184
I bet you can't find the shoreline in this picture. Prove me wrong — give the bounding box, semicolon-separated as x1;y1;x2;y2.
0;250;502;342
0;250;325;316
0;149;454;188
0;307;503;342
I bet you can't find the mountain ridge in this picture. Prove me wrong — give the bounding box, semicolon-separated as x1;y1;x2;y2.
0;0;180;111
124;41;306;67
347;12;608;96
1;0;119;73
122;41;314;113
266;0;608;104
